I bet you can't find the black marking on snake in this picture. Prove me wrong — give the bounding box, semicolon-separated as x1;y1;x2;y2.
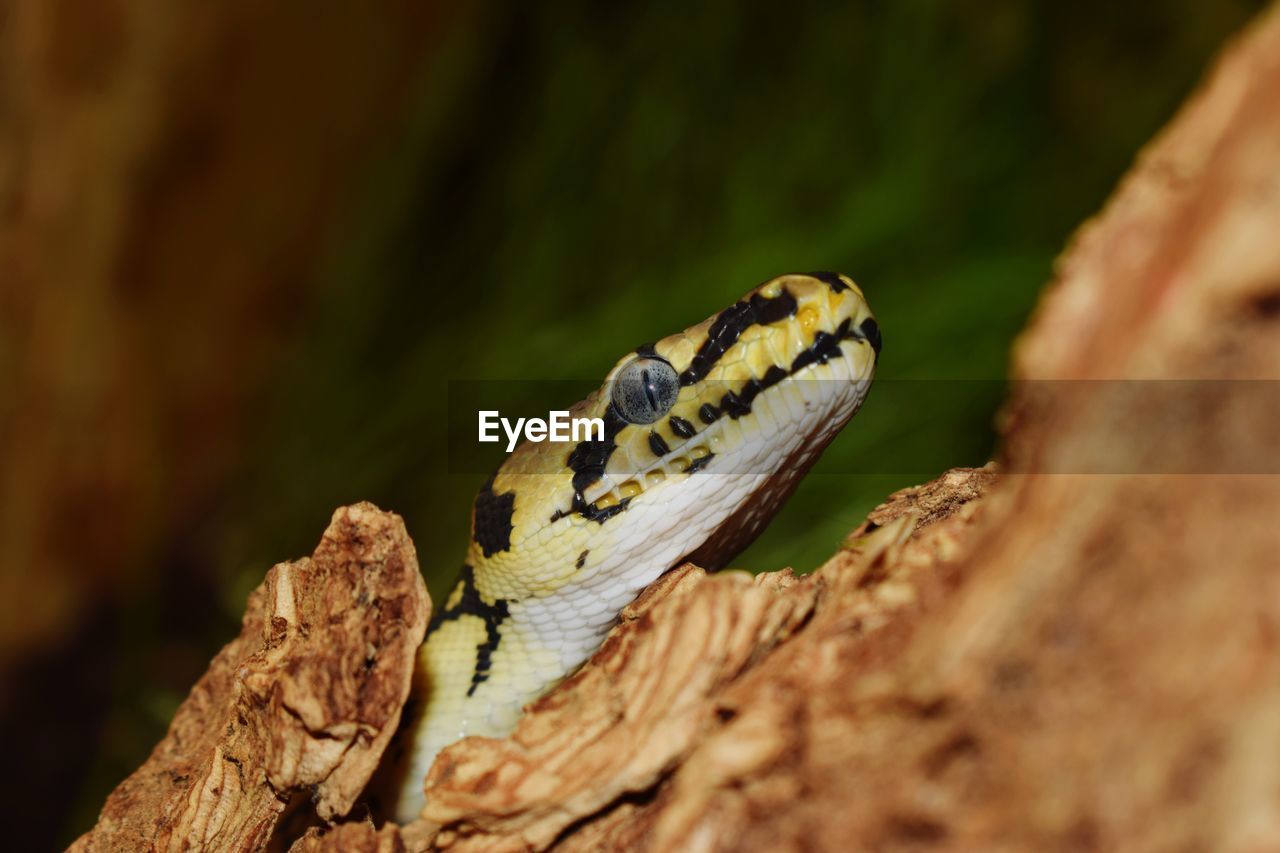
698;403;720;425
860;317;882;357
709;315;866;423
550;490;634;525
577;496;632;522
635;342;658;357
719;389;748;419
790;318;850;374
678;287;798;386
473;475;516;557
427;565;512;696
669;415;696;439
807;271;850;293
564;404;629;496
648;431;670;457
684;452;716;473
718;364;788;420
575;549;589;570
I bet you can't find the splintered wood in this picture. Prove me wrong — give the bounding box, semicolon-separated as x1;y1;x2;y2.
71;504;428;852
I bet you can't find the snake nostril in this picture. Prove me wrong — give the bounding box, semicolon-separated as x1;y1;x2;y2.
860;317;882;357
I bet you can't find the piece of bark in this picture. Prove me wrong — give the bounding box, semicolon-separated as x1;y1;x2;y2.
71;503;429;852
417;468;996;852
291;819;407;853
399;5;1280;851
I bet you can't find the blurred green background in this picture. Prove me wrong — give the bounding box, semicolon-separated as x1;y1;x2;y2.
0;0;1264;847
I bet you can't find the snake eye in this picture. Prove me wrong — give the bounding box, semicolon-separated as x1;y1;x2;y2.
611;356;679;424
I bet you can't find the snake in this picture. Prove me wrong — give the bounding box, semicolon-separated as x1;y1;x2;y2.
387;272;879;821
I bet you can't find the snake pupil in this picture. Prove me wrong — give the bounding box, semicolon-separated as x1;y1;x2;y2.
641;369;658;412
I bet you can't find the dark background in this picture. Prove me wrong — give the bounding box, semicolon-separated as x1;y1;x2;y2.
0;1;1264;847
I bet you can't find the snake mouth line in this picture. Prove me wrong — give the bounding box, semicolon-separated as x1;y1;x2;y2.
590;443;715;510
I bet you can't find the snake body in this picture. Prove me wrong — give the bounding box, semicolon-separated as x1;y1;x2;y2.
391;272;879;821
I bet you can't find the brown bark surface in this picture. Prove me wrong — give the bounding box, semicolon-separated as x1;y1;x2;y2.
71;504;429;852
77;4;1280;851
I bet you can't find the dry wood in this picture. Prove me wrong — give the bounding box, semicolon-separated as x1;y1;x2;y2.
71;504;428;851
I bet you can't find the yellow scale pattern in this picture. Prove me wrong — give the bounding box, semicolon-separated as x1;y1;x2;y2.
389;273;879;821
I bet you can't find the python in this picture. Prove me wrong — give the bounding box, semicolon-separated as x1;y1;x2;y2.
383;272;880;822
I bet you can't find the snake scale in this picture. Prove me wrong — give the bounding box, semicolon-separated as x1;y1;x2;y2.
388;272;879;821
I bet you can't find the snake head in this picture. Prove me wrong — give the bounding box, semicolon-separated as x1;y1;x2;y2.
479;272;878;592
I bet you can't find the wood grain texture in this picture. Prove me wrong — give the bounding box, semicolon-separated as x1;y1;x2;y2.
71;504;428;852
